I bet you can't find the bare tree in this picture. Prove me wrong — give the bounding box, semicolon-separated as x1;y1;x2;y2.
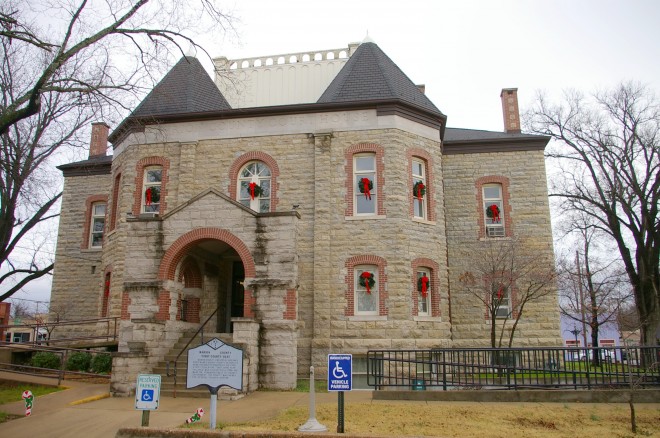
558;222;629;365
525;82;660;347
0;0;235;301
458;237;557;348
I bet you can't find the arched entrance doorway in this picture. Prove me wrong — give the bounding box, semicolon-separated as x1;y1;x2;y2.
158;228;256;333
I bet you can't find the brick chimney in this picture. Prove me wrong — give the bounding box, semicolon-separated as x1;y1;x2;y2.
500;88;521;133
89;122;109;158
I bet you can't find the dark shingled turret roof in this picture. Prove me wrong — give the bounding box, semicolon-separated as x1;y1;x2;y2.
317;42;443;117
130;56;231;117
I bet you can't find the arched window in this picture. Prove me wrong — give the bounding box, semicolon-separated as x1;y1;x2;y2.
238;161;271;212
416;268;431;316
412;159;427;219
483;183;504;237
89;202;106;248
142;166;162;213
355;265;378;315
354;153;377;215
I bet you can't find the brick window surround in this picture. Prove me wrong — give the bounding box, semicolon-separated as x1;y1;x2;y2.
109;172;121;231
475;175;513;238
81;194;108;249
228;152;280;212
344;255;388;317
133;157;170;215
344;143;386;217
411;258;441;317
407;149;435;221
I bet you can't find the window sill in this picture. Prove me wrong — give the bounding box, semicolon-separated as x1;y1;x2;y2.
348;315;388;321
478;236;512;241
345;215;386;221
413;316;441;322
81;248;103;253
412;217;436;225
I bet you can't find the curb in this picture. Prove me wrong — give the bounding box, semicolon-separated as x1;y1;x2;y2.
69;392;111;406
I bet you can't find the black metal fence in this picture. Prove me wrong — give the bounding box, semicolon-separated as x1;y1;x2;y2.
367;347;660;390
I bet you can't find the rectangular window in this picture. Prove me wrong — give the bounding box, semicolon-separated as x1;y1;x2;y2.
417;269;430;316
355;266;378;315
354;154;376;215
495;285;510;318
483;184;504;237
90;203;106;248
143;167;162;213
412;160;426;219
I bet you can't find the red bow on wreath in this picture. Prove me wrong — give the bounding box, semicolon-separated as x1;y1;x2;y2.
360;271;374;293
416;182;425;201
361;178;372;200
145;187;152;205
248;182;258;200
420;275;429;298
488;204;500;222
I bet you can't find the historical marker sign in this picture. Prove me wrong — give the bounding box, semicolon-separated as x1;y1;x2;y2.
187;338;243;391
135;374;161;410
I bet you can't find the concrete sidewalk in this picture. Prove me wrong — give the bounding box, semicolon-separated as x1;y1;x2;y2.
0;372;372;437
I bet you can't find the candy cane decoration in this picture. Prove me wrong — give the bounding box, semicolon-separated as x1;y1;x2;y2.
186;407;204;424
22;390;34;416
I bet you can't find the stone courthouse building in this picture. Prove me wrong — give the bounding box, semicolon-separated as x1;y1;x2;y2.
50;40;562;395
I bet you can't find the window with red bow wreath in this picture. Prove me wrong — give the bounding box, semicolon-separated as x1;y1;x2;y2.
417;275;430;298
358;178;373;200
486;204;501;222
145;186;161;205
359;271;375;294
413;181;426;200
247;182;262;200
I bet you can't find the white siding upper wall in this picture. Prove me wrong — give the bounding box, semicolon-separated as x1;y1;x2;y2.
214;49;352;108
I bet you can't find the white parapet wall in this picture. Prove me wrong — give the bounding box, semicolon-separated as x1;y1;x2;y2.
213;43;359;108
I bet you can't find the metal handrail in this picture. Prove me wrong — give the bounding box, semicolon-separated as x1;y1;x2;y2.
1;317;119;345
166;304;222;397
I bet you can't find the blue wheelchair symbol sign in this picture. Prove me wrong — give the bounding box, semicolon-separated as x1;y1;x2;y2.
328;354;352;391
141;389;154;402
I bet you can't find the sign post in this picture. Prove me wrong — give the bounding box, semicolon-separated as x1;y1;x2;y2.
135;374;161;427
328;354;352;433
187;338;243;430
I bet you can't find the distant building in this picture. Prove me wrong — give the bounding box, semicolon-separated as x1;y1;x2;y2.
50;40;562;395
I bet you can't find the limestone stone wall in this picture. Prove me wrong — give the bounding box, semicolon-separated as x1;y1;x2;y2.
308;128;452;373
51;173;111;322
442;149;562;347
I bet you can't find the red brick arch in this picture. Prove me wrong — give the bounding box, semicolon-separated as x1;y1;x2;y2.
158;228;256;281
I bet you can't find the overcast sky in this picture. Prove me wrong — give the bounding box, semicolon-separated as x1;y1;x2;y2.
7;0;660;308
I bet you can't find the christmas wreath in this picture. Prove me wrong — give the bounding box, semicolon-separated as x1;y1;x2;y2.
417;275;430;298
247;182;262;200
486;204;500;222
359;271;375;294
358;178;373;200
145;186;160;205
413;181;426;200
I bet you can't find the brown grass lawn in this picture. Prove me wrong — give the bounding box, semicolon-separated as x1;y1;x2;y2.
217;401;660;438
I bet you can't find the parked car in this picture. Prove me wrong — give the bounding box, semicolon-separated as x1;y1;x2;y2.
580;349;614;362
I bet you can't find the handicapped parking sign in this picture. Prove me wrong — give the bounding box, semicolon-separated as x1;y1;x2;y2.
328;354;352;391
135;374;161;410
